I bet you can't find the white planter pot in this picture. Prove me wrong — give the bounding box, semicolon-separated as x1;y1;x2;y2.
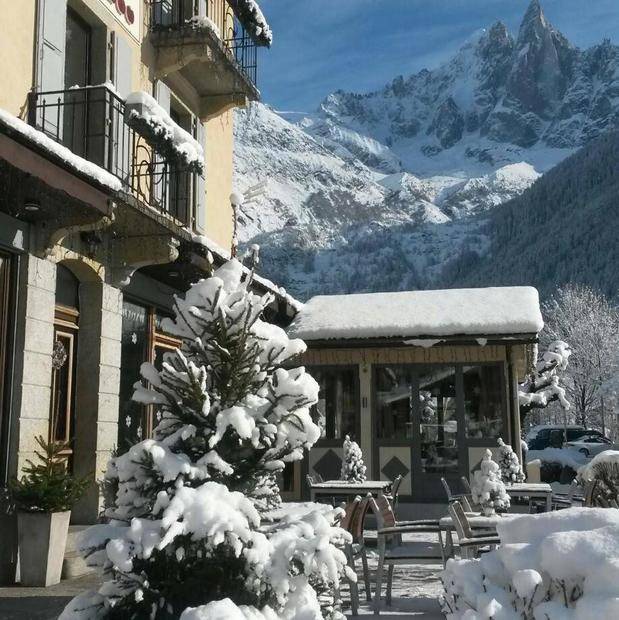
18;510;71;586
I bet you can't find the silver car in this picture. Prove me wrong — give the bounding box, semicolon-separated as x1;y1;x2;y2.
566;433;615;457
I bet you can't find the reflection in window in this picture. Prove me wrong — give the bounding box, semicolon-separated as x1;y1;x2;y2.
463;365;503;439
375;366;413;439
310;367;357;440
418;366;458;475
118;301;148;452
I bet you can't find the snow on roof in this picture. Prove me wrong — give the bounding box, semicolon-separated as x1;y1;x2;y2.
288;286;544;341
0;108;123;192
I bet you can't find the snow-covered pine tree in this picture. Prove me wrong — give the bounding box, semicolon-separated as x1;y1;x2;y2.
496;438;525;484
519;340;571;421
340;435;366;483
470;450;510;516
60;259;352;620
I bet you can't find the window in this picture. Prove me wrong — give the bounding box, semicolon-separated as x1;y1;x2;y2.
375;365;413;440
462;365;504;439
418;366;458;474
310;366;358;441
118;300;180;451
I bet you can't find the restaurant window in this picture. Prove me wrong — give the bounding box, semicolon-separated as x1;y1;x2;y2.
418;366;458;475
50;265;80;466
310;366;358;441
118;300;180;452
375;365;413;440
463;365;504;439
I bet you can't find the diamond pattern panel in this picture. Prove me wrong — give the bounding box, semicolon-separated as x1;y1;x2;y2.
381;455;410;481
313;449;342;481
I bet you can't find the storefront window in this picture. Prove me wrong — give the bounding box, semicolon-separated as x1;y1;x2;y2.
375;365;414;439
418;366;458;474
463;365;504;439
310;366;358;440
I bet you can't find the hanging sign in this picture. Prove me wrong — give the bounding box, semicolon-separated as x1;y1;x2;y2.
98;0;141;41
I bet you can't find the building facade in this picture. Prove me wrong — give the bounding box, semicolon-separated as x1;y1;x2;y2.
287;288;543;502
0;0;278;533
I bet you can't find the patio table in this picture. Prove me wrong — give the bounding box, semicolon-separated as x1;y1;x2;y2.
505;482;553;512
309;479;392;502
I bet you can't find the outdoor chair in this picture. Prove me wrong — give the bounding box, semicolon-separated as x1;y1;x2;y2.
441;476;474;511
346;494;373;604
383;475;403;517
371;494;442;614
552;479;583;510
448;501;501;560
336;496;362;615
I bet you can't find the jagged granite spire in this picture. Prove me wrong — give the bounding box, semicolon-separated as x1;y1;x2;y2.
517;0;552;47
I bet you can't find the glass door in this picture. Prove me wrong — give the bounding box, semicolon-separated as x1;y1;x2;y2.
411;365;466;501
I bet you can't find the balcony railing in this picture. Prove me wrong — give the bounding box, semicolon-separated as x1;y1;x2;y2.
149;0;258;88
27;85;196;227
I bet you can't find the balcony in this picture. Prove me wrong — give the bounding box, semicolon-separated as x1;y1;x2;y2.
27;85;197;229
148;0;262;116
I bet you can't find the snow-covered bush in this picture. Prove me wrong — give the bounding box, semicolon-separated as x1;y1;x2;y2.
340;435;366;483
470;450;510;515
59;259;352;620
497;438;525;484
580;450;619;507
441;507;619;619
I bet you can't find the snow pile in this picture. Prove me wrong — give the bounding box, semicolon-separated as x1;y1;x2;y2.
60;260;349;619
187;15;220;38
0;107;123;192
236;0;272;46
497;438;525;484
125;91;204;173
289;286;543;341
526;447;587;471
470;449;510;515
442;507;619;619
340;435;367;483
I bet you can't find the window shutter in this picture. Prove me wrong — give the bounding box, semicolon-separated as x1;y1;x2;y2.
37;0;67;135
113;34;133;99
194;120;207;234
153;81;171;209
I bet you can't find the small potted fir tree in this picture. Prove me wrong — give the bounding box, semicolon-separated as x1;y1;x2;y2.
11;435;88;586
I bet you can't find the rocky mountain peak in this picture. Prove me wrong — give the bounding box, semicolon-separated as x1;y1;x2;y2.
517;0;548;47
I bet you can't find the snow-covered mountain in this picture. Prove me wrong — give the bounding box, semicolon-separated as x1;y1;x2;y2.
234;0;619;300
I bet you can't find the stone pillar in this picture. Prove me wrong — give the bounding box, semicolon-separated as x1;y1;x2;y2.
72;281;122;524
359;361;373;477
9;255;56;476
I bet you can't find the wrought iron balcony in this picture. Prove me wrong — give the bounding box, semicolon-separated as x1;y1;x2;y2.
148;0;260;110
27;85;197;228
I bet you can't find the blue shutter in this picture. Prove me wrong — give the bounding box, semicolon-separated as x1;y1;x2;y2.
37;0;67;136
195;120;206;233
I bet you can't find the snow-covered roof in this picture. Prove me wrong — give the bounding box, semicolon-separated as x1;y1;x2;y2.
0;108;122;192
288;286;544;342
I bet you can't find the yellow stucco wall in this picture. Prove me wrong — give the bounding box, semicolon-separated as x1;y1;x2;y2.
205;110;235;250
0;0;36;118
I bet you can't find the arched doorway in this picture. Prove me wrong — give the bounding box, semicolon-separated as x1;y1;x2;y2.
50;264;80;467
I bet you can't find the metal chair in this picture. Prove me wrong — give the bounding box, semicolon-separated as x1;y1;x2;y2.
448;501;501;559
347;494;372;604
337;496;361;615
384;475;403;516
371;494;442;614
441;476;474;511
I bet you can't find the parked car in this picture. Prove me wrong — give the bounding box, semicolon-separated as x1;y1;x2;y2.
526;426;608;451
566;433;615;457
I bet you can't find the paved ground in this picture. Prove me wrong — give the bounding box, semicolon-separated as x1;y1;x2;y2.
0;573;100;620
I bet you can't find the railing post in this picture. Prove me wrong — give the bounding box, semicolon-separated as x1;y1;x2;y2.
26;91;38;128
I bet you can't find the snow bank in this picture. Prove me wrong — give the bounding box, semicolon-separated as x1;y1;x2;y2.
0;107;123;192
580;450;619;480
289;286;543;341
526;448;587;471
125;91;204;172
442;507;619;619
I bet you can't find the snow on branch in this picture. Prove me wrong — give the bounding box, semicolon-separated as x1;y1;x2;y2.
125;91;204;174
232;0;273;46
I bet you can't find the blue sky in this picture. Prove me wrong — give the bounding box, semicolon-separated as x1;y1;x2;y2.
257;0;619;112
